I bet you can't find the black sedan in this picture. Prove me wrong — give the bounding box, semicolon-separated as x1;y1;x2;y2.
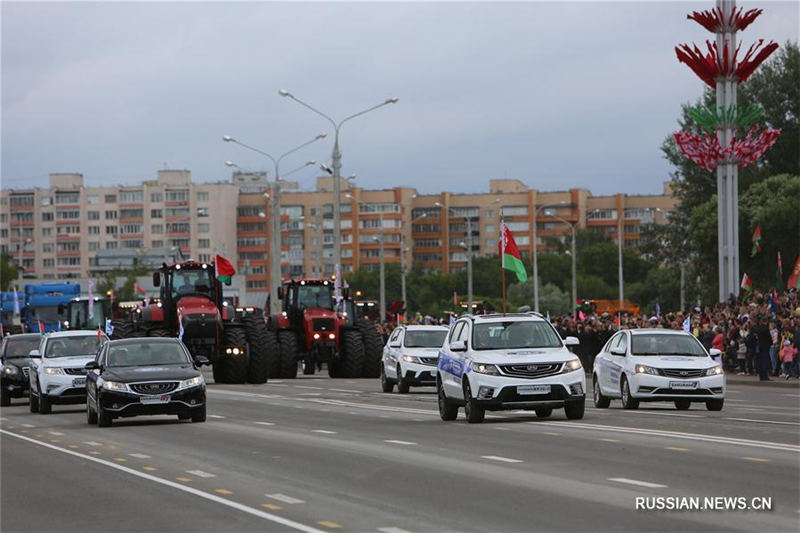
1;333;42;406
85;337;208;427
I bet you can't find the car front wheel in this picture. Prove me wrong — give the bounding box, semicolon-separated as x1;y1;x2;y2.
463;380;485;424
97;402;112;427
564;400;585;420
706;399;724;411
593;375;610;408
437;379;458;421
620;376;639;410
380;365;394;393
86;398;98;425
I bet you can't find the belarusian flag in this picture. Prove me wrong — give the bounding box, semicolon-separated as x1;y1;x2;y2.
498;221;527;282
787;254;800;290
750;224;762;257
134;284;147;295
215;254;236;284
776;251;784;290
740;273;753;297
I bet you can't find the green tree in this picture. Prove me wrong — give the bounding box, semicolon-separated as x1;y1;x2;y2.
1;251;20;291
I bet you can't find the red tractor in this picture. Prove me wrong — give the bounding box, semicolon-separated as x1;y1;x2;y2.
110;260;275;384
270;279;382;379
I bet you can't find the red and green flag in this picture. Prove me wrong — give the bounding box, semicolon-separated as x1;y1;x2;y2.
776;251;784;290
740;273;753;298
499;222;527;282
787;254;800;290
215;254;236;284
750;224;762;257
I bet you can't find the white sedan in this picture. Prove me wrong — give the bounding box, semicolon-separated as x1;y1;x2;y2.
381;325;449;393
592;329;725;411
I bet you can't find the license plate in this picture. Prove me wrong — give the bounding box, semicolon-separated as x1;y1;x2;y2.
140;395;171;405
72;377;86;387
517;384;551;395
669;381;698;390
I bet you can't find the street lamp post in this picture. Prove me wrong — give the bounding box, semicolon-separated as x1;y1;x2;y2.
532;201;568;313
435;203;474;314
347;194;387;321
223;133;326;315
401;213;427;314
547;215;577;317
590;209;624;322
279;90;398;293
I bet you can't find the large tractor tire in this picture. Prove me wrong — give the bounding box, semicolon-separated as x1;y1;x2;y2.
243;317;269;384
148;327;171;338
340;330;365;379
264;330;280;380
110;319;136;340
277;331;299;379
359;321;383;378
221;327;248;384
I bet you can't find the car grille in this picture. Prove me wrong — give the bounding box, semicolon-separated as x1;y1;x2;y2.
22;367;29;378
420;357;438;366
661;368;706;378
312;318;335;332
498;363;563;379
130;382;179;395
63;367;86;376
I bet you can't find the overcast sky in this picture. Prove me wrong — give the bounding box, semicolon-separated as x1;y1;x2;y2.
2;1;798;196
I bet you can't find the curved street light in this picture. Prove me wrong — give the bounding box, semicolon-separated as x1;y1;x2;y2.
435;202;475;315
532;201;568;313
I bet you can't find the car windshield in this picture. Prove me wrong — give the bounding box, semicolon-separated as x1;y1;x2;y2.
171;268;214;300
4;337;41;358
297;285;333;310
630;334;708;357
107;342;190;367
68;300;107;329
472;321;562;350
45;335;106;358
404;330;447;348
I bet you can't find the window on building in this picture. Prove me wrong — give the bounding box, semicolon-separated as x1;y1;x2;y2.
88;226;100;235
43;258;55;268
120;208;144;219
56;225;81;235
165;189;188;202
106;241;117;249
151;240;163;248
198;223;210;233
88;211;100;220
485;224;495;233
196;207;209;217
485;209;495;218
55;192;80;204
105;210;117;220
516;236;530;245
165;207;190;217
198;239;210;248
486;238;496;248
105;194;117;203
88;242;99;251
166;223;190;233
42;212;54;222
56;210;80;220
505;221;529;232
106;226;118;235
42;243;54;253
151;224;163;234
412;223;441;233
587;209;617;220
10;194;34;207
119;190;143;203
237;206;262;217
501;206;528;217
121;223;142;234
42;227;52;237
57;242;80;252
170;238;190;248
238;237;267;248
237;222;266;232
198;253;211;263
450;206;479;218
411;207;441;219
151;192;163;202
86;195;99;204
41;196;52;206
196;191;209;202
150;209;162;218
121;240;143;249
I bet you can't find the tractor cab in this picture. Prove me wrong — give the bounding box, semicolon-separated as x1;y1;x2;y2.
59;297;110;330
154;262;222;331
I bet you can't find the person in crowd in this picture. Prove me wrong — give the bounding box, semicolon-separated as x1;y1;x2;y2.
779;340;797;380
752;315;773;381
736;335;748;375
769;320;780;376
745;324;759;376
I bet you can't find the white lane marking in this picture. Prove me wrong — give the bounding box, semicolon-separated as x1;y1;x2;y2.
295;385;322;390
0;417;6;421
298;393;321;396
384;440;417;446
330;388;361;393
481;455;522;463
310;398;435;415
49;431;65;436
782;394;800;398
266;493;306;504
208;414;225;419
608;478;667;489
726;399;745;402
84;441;103;446
21;424;35;428
2;430;325;533
724;417;800;426
255;422;275;426
186;470;216;478
311;430;338;435
537;421;800;452
379;528;413;533
621;410;701;419
129;453;151;459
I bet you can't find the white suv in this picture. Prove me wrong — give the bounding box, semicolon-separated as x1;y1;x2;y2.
381;325;449;393
28;330;109;414
592;329;725;411
437;314;585;423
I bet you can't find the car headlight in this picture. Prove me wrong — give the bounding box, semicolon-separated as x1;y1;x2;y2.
705;365;723;376
44;367;65;375
179;376;204;389
103;380;128;392
402;355;421;363
562;359;582;373
635;364;661;376
3;365;20;376
472;363;500;375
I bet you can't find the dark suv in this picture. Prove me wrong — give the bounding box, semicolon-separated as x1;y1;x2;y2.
1;333;42;406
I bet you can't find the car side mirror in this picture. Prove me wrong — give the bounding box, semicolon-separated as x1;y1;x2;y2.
449;341;467;352
564;336;580;346
84;361;100;371
153;272;161;287
389;341;401;348
29;349;40;358
709;348;722;358
194;355;210;366
610;347;626;356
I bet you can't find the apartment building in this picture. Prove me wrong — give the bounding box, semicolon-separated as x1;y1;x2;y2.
0;170;238;281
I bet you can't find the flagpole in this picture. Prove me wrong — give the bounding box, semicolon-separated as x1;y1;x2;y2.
502;269;506;316
500;219;506;315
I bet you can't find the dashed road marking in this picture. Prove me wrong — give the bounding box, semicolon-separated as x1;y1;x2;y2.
384;440;417;446
49;431;64;436
330;389;360;393
317;521;341;529
187;470;216;478
255;422;275;426
208;414;225;419
214;488;234;495
21;424;35;428
142;466;158;471
481;455;522;463
495;427;510;431
599;438;621;443
50;439;60;443
295;385;322;390
298;393;321;396
84;441;103;446
129;453;152;459
266;493;305;504
379;528;413;533
176;477;192;482
114;457;127;462
724;417;800;426
741;456;770;463
543;432;561;436
665;446;689;452
68;445;78;449
608;478;667;489
89;451;101;455
312;429;338;434
262;503;283;510
623;410;701;419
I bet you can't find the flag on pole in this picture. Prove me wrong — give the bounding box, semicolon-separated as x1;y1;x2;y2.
38;319;45;333
105;318;114;337
655;301;661;318
776;251;784;289
134;284;147;295
498;222;528;282
215;254;236;285
787;254;800;290
0;323;4;337
96;328;103;347
178;321;185;342
545;311;551;323
88;279;95;320
750;224;762;257
12;286;20;316
682;315;691;333
740;273;753;297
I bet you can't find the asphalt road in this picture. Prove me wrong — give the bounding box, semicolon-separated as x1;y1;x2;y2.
2;373;798;533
